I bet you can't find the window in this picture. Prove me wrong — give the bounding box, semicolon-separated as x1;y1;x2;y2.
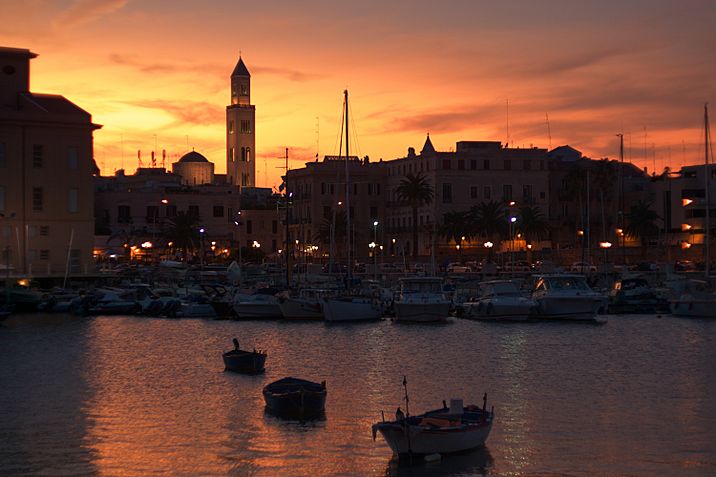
213;205;224;218
230;147;235;163
33;144;43;168
246;220;252;234
240;120;251;133
240;147;245;162
32;187;43;211
370;206;378;220
229;120;234;134
503;185;512;201
470;160;476;170
377;184;381;195
68;188;78;214
166;205;177;218
188;205;199;217
442;183;452;203
241;173;249;186
321;183;326;195
523;160;531;170
68;147;78;170
353;183;357;195
272;220;278;234
540;160;545;171
40;226;49;236
504;160;511;171
442;160;451;170
70;249;80;273
118;205;131;223
240;84;248;96
323;206;331;219
484;186;491;200
458;160;465;170
246;147;251;162
539;191;546;200
470;186;478;199
146;205;158;223
40;249;50;261
523;185;533;202
272;239;277;251
0;142;5;167
483;159;490;170
0;186;4;212
367;184;373;195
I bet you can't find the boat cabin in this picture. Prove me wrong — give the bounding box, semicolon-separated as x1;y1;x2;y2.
534;275;592;292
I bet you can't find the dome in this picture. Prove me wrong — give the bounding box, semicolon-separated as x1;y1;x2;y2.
178;151;209;163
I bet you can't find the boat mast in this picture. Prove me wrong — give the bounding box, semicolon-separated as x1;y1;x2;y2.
705;103;710;278
617;133;625;266
344;90;352;282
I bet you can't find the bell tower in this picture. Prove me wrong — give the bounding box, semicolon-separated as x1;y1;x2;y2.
226;56;255;188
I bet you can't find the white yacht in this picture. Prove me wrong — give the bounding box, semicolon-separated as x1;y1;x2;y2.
462;280;535;321
393;277;451;323
532;274;604;322
323;295;384;322
669;279;716;318
232;290;282;319
279;288;337;320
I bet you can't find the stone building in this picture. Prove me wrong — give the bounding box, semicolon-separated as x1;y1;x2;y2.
226;57;255;188
0;46;99;278
172;150;215;185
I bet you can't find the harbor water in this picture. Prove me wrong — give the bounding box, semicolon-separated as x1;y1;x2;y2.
1;314;715;476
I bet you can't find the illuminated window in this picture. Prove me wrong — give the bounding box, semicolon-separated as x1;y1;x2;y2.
229;121;234;134
240;120;251;133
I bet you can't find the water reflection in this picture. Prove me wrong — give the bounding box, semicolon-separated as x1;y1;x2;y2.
384;447;494;477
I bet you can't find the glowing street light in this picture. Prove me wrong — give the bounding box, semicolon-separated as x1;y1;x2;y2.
599;242;612;248
682;223;692;231
484;241;493;248
682;198;694;206
681;241;692;249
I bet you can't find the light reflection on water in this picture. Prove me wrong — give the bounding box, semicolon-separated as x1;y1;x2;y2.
1;314;715;476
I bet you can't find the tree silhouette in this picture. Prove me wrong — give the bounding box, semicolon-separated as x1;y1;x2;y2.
314;209;347;258
517;205;550;245
165;211;201;261
440;210;470;258
395;172;434;258
625;200;660;257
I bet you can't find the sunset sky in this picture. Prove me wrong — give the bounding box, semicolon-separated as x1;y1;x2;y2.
4;0;715;188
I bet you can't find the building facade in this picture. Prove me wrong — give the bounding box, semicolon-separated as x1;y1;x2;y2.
226;57;255;188
0;46;99;278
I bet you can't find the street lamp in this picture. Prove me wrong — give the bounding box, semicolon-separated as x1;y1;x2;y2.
372;221;379;280
199;228;205;268
509;216;517;275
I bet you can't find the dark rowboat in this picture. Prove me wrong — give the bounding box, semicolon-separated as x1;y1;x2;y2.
222;348;267;374
263;377;327;419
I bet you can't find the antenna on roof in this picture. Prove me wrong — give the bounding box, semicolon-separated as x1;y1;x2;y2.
137;150;143;168
545;113;552;150
505;98;510;147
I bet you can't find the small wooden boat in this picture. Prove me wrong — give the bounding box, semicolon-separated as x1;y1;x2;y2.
222;339;267;374
263;377;327;419
372;396;494;459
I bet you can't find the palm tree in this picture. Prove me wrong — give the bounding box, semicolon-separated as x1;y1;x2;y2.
440;210;470;259
469;201;506;260
314;209;347;256
165;211;201;261
625;200;660;257
395;172;434;258
517;205;550;246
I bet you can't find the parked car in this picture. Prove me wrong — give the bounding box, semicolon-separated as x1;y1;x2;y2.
446;262;471;273
569;261;597;273
503;260;532;272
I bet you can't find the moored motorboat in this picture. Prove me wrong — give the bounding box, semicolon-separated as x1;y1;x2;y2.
279;288;336;320
393;277;451;323
233;289;282;319
222;338;267;373
462;280;535;321
532;274;604;322
372;395;494;459
323;294;384;322
609;276;668;314
262;377;327;419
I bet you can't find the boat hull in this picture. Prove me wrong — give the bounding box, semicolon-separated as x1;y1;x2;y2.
394;302;450;322
462;298;533;321
323;298;383;322
263;378;327;419
222;350;267;374
279;298;324;320
233;302;282;319
534;296;602;321
670;299;716;318
374;419;492;456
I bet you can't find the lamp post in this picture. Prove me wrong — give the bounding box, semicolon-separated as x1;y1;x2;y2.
1;212;15;304
509;216;517;276
373;221;379;280
599;241;612;281
234;210;242;278
199;228;205;268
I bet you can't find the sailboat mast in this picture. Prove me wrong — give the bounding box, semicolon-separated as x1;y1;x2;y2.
344;90;352;281
705;103;710;278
